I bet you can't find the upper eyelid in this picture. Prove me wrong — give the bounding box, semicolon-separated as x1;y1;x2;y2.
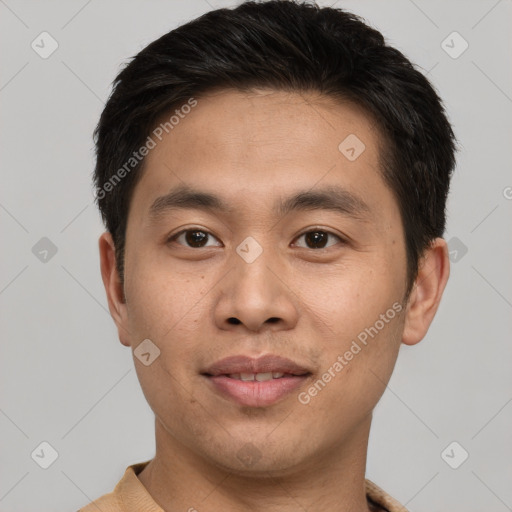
168;227;222;243
293;229;345;247
295;227;344;240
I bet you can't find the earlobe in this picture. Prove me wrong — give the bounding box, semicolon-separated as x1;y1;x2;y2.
98;232;131;347
402;238;450;346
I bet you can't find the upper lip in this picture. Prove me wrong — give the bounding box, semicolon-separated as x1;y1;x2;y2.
202;354;312;377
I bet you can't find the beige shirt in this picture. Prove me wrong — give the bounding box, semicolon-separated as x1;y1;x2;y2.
78;460;408;512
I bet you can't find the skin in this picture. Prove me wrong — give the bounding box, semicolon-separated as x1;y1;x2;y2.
99;89;450;512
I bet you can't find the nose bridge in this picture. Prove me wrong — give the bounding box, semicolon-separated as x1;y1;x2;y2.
231;233;278;298
214;233;298;332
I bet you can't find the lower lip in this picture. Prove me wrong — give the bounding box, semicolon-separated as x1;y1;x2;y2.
205;375;310;407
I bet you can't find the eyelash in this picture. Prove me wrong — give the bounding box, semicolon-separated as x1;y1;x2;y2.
167;227;346;250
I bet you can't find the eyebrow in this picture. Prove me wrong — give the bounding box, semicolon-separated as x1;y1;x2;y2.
148;183;371;222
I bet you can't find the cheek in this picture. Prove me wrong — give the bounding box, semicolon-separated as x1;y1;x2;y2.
124;248;208;341
296;256;402;339
133;359;212;449
126;268;208;421
294;258;405;410
125;256;223;379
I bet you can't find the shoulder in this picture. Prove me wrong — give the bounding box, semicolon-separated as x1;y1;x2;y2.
76;460;152;512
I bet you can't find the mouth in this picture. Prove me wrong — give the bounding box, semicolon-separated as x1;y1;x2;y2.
222;372;296;381
201;354;313;407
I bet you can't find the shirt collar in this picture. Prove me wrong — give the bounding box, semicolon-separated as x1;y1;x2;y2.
114;460;408;512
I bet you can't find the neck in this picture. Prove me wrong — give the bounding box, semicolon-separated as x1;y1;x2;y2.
138;416;373;512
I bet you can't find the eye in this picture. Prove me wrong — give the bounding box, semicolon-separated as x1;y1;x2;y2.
293;229;344;250
168;229;222;248
167;228;344;250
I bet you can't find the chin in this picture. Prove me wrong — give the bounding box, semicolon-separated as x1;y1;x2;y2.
204;438;309;477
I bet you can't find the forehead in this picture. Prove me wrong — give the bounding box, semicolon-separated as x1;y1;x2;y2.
131;88;394;223
150;88;382;165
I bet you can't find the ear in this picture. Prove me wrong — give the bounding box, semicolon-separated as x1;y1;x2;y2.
99;231;131;347
402;237;450;346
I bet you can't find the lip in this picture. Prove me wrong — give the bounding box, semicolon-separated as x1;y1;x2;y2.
202;354;312;407
202;354;311;376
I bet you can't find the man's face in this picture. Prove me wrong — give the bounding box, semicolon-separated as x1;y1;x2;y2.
117;89;409;474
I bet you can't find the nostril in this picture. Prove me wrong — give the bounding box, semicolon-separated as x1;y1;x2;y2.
227;317;241;325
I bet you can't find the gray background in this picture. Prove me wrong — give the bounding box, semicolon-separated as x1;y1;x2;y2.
1;1;511;511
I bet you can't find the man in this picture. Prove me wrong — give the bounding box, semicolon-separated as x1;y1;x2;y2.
81;1;456;510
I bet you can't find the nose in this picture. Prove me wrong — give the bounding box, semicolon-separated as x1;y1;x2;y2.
214;244;299;333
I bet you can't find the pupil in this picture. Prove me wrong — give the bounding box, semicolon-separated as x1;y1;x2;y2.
186;230;207;247
306;231;326;248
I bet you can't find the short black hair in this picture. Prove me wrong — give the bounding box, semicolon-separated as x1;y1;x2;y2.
93;0;457;294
